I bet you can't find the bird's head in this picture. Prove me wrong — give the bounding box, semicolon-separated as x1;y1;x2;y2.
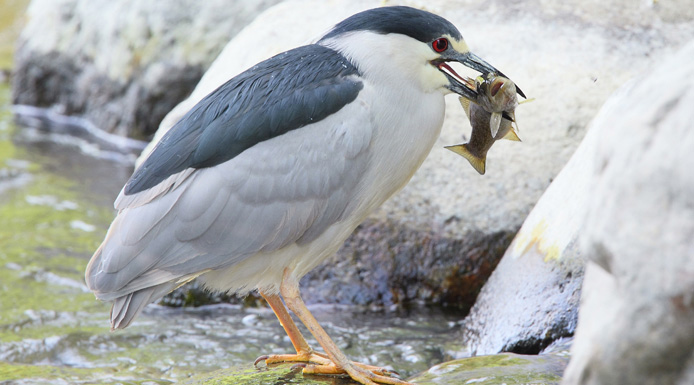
318;6;524;101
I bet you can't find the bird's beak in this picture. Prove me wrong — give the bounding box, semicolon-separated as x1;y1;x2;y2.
437;51;526;100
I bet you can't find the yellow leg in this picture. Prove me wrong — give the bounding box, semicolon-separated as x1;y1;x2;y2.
256;291;330;366
279;269;411;385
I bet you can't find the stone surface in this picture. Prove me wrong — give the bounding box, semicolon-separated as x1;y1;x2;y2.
142;0;694;313
182;342;570;385
562;40;694;385
410;350;568;385
460;81;606;354
11;0;282;139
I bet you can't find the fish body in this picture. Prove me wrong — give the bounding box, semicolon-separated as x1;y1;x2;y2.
476;74;519;138
446;74;521;175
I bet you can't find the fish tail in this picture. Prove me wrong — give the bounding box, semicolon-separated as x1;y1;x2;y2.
445;144;486;175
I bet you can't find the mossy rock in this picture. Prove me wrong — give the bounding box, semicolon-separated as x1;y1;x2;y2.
183;350;568;385
183;363;364;385
409;352;568;384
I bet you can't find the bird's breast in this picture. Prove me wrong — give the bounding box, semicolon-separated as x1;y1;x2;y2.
347;83;446;215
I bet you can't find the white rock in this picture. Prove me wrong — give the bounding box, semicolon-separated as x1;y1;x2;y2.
562;40;694;385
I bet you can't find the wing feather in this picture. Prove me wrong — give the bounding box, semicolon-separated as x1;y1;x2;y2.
86;98;373;305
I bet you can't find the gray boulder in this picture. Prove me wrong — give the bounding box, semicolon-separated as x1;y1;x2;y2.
11;0;282;138
562;40;694;385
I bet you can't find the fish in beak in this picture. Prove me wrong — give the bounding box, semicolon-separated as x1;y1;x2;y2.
435;50;526;101
445;74;524;175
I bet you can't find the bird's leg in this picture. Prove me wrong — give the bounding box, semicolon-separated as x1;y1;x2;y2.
280;269;412;385
255;291;331;366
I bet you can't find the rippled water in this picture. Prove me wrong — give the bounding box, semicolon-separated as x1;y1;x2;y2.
0;83;469;384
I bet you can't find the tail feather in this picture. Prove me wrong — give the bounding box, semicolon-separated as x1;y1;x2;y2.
110;282;176;330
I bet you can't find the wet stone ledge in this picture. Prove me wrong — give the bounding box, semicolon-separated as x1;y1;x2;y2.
182;345;570;385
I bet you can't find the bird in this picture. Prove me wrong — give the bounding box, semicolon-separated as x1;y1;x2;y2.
86;6;519;385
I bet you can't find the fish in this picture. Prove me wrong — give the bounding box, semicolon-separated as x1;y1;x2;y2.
476;74;520;138
445;74;522;175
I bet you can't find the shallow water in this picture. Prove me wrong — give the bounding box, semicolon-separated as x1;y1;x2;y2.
0;83;469;383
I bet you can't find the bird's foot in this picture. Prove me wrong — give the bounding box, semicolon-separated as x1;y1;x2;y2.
298;360;410;385
254;350;330;366
254;352;410;385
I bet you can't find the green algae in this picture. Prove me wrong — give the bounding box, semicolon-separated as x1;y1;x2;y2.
0;146;113;337
183;364;345;385
0;361;172;384
409;353;567;385
440;354;529;371
0;0;31;69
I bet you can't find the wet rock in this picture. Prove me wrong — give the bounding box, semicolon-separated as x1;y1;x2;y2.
410;350;569;385
183;364;374;385
302;219;513;309
183;344;570;385
182;365;301;385
11;0;282;139
460;103;598;354
562;41;694;385
182;340;568;385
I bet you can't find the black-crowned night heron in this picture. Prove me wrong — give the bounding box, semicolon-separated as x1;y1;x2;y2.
86;6;520;385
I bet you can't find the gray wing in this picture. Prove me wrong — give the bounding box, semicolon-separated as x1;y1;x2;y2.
85;97;374;328
118;44;362;205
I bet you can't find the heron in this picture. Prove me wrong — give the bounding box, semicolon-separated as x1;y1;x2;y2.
86;6;521;385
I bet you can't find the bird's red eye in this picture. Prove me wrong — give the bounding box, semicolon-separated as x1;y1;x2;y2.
432;38;449;53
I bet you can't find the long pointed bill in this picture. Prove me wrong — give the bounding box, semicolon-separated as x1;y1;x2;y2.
441;51;526;99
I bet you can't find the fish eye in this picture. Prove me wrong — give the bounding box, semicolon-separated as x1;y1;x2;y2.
432;38;449;53
490;80;504;97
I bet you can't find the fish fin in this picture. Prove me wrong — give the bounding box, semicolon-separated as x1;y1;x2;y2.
458;97;472;119
490;112;502;138
502;129;522;142
445;144;486;175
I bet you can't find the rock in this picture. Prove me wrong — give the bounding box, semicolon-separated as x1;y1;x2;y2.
11;0;282;139
410;348;569;385
460;85;604;354
181;341;569;385
182;364;309;385
561;40;694;385
455;0;694;355
301;218;514;307
143;0;694;312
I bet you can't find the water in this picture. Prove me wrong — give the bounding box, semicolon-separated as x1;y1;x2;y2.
0;83;469;383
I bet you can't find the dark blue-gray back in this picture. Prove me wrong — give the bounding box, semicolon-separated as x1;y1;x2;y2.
124;44;363;196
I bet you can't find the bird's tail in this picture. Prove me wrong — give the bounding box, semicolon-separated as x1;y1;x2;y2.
110;282;177;330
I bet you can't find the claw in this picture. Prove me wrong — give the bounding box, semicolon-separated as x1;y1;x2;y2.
290;363;307;371
253;355;269;367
